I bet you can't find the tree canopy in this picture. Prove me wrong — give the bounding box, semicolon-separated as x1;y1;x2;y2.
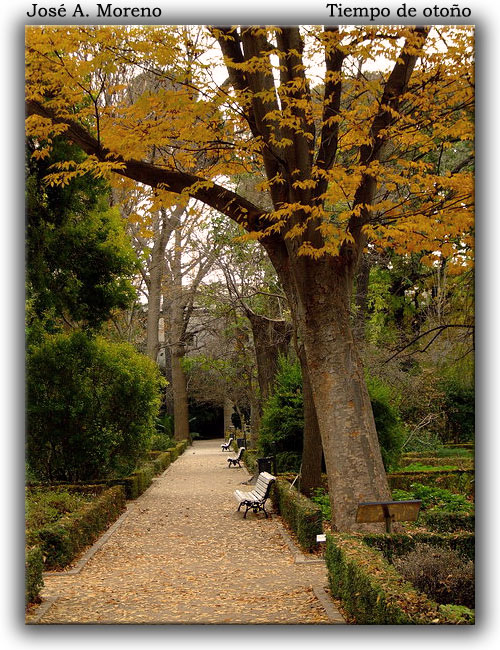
26;25;474;271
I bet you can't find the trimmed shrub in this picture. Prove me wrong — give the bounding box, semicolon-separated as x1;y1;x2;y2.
271;478;322;552
25;546;44;606
325;533;474;624
149;450;172;474
27;331;165;482
389;469;474;496
393;544;474;608
26;485;126;570
242;449;259;475
399;456;473;470
361;531;475;563
421;510;474;533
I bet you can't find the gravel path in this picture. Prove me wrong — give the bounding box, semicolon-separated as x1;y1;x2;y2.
27;439;345;625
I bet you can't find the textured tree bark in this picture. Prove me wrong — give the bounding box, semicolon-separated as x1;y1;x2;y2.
223;397;234;435
353;252;371;345
170;342;190;441
246;310;292;404
167;227;190;441
296;344;323;497
290;258;391;531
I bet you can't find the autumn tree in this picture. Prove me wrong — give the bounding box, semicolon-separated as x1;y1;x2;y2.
25;25;474;530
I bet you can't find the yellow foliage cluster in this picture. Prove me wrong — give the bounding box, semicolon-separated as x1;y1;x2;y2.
25;25;474;269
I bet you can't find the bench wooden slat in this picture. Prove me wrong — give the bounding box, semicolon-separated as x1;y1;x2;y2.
233;472;276;518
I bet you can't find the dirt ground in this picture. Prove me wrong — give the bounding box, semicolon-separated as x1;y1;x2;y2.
26;439;345;625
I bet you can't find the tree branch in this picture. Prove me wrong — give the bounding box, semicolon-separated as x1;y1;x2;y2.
26;98;271;234
384;324;474;363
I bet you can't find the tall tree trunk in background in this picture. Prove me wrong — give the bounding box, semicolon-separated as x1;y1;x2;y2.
245;310;293;404
353;252;371;346
146;209;171;360
296;342;323;497
167;227;190;441
223;397;234;436
170;339;190;441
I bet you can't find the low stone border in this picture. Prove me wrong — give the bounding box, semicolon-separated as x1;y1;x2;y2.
312;586;346;624
273;518;325;565
26;596;59;625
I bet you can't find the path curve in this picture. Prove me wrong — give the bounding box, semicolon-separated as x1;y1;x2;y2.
27;439;344;625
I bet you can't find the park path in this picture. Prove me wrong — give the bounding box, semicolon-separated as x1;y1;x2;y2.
27;438;345;625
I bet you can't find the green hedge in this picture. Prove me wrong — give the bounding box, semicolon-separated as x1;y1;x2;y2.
26;485;126;570
325;533;474;624
271;477;322;552
27;441;188;501
421;510;474;533
361;531;475;562
399;456;474;470
149;450;172;474
242;449;259;474
388;469;474;495
25;545;44;606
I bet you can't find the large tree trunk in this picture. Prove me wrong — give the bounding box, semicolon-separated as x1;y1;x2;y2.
295;258;390;531
266;241;390;531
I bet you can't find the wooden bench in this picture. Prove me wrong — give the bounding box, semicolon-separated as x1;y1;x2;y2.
227;446;245;468
234;471;276;518
221;436;234;451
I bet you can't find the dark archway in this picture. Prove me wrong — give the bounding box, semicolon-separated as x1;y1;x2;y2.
188;401;224;439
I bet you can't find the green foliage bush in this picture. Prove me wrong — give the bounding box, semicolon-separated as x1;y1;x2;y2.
149;450;172;474
25;546;44;607
399;454;473;470
365;375;405;470
26;485;126;570
420;509;474;532
401;462;458;472
27;331;165;482
151;414;174;451
392;482;474;513
26;488;93;530
275;451;302;472
439;376;475;443
310;487;332;520
271;478;322;552
362;531;475;563
259;356;304;458
258;356;405;471
325;533;445;624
